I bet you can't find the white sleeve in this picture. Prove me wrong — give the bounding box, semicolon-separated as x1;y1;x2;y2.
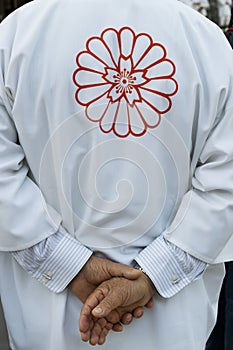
164;106;233;264
0;89;92;289
0;89;62;251
0;55;92;279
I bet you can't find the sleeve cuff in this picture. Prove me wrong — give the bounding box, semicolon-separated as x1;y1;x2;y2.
134;235;207;298
33;233;92;293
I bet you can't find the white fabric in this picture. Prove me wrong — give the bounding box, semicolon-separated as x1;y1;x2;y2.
192;1;201;11
1;0;233;349
0;253;225;350
192;0;209;13
199;0;210;16
218;0;232;26
178;0;193;7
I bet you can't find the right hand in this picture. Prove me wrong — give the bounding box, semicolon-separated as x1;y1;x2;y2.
79;272;156;345
69;255;141;304
69;256;146;344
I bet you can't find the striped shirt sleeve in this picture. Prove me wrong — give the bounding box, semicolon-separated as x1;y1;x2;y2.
13;231;207;298
12;229;92;293
135;235;207;298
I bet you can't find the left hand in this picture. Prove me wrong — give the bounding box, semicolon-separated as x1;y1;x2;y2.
69;255;141;303
69;256;145;344
79;272;156;345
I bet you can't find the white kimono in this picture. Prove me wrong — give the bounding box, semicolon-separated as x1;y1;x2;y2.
178;0;193;7
218;0;232;27
1;0;233;349
199;0;210;16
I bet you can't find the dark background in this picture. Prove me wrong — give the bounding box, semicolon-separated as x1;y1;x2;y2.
0;0;223;26
0;0;31;21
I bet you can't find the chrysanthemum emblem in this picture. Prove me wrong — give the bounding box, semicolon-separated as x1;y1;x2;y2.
73;27;178;138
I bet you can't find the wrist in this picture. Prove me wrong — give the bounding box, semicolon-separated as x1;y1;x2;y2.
134;262;156;296
133;262;147;275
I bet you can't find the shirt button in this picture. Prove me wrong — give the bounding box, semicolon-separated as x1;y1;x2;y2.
171;274;180;284
46;271;52;278
42;271;53;283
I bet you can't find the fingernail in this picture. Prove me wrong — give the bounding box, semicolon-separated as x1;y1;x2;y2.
93;307;103;314
125;315;132;324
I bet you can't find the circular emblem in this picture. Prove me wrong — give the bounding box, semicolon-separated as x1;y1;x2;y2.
73;27;178;138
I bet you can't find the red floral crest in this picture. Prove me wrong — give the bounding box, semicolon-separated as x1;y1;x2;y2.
73;27;178;138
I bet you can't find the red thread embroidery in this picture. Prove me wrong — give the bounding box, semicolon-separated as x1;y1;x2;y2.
73;27;178;138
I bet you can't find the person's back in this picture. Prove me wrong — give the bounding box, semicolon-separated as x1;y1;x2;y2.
1;1;233;349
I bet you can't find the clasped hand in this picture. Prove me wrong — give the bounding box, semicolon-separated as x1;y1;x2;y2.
69;256;155;346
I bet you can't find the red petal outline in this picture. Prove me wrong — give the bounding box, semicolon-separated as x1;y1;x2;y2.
72;26;179;138
75;87;109;107
73;67;107;88
134;43;167;70
101;27;121;68
134;103;161;129
86;100;111;123
124;86;143;106
132;32;153;68
75;51;105;74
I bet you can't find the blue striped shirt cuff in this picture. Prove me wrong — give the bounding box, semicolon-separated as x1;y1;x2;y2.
13;231;92;293
135;235;207;298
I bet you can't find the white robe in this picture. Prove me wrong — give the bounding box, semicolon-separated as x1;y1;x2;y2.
178;0;193;7
218;0;232;26
1;0;233;349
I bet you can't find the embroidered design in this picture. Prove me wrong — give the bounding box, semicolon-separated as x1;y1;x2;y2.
73;27;178;138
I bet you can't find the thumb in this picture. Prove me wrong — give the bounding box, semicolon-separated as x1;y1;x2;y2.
107;261;141;280
92;290;122;318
